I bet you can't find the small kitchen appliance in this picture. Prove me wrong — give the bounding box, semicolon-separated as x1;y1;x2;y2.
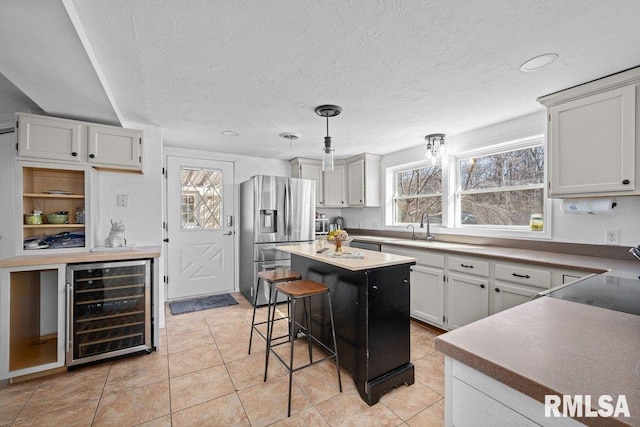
334;216;344;230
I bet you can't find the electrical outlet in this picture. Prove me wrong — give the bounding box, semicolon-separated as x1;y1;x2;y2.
605;229;619;245
117;193;129;207
358;222;364;228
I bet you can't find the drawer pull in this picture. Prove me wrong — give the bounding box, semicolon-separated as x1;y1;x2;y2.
460;264;474;269
512;273;531;279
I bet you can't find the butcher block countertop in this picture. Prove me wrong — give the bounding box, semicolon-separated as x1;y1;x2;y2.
0;246;161;268
277;243;415;271
435;297;640;426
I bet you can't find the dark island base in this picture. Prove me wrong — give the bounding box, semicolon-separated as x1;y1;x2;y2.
364;362;415;405
290;254;415;406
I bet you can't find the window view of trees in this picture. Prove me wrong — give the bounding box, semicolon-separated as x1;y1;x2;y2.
180;168;223;230
457;145;544;226
394;164;442;224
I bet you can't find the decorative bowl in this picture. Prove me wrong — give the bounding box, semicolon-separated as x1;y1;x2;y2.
46;213;69;224
24;214;43;225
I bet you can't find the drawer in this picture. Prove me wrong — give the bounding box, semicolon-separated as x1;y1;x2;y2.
495;263;551;289
448;256;489;277
382;246;444;268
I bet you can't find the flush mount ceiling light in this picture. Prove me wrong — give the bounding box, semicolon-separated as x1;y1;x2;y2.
222;130;239;136
279;132;300;140
315;104;342;171
425;133;445;163
520;53;559;72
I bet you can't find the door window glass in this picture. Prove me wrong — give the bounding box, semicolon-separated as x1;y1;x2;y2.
180;167;223;230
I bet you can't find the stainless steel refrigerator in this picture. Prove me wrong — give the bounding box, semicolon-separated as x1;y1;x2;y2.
240;175;315;306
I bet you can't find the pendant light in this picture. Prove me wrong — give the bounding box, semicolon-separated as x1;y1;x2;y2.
315;104;342;171
425;133;446;163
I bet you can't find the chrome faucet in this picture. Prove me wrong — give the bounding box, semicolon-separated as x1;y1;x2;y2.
406;224;416;240
420;213;435;241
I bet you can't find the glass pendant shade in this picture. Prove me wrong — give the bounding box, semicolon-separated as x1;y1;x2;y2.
315;105;342;172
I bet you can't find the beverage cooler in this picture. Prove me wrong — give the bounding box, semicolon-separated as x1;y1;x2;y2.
66;260;151;367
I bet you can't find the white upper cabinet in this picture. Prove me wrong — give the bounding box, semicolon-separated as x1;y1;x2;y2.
17;113;143;173
291;158;324;207
18;114;83;163
538;68;640;197
323;163;347;207
346;153;381;207
88;124;142;171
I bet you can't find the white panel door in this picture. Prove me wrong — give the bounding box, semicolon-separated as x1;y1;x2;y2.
166;156;234;299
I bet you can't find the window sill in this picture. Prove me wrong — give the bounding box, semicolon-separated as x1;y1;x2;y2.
383;224;552;241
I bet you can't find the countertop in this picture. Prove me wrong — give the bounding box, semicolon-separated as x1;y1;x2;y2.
0;246;162;268
349;234;640;279
435;297;640;426
277;243;416;271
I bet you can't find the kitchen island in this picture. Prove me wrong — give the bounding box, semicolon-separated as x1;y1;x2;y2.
277;243;416;405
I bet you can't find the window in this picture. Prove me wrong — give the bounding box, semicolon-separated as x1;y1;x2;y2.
393;162;442;224
455;139;545;228
180;167;223;230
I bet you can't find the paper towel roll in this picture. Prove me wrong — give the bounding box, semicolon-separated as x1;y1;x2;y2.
560;198;617;215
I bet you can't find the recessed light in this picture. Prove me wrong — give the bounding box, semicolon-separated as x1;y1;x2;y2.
520;53;559;72
222;130;239;136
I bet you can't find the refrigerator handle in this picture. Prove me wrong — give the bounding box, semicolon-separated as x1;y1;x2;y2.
283;182;289;236
287;182;293;236
66;283;72;353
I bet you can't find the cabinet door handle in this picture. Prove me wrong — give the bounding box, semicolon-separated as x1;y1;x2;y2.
89;154;96;159
622;179;630;185
512;273;531;279
460;264;474;269
495;288;500;293
480;284;485;289
71;152;78;157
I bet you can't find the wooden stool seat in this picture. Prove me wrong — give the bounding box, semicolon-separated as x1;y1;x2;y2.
257;269;301;284
276;280;328;298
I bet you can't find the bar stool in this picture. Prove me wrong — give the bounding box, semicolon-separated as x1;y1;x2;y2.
248;269;301;355
265;279;342;417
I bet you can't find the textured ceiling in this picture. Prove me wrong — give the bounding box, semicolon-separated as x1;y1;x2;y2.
2;0;640;160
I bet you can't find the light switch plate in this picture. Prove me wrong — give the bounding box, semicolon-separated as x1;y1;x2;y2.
117;193;129;207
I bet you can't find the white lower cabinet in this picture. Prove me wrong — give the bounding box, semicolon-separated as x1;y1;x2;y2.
410;265;444;328
381;245;591;331
491;262;552;315
445;357;582;426
491;281;540;315
447;273;489;330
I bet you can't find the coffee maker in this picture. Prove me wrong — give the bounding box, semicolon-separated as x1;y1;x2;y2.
334;216;344;230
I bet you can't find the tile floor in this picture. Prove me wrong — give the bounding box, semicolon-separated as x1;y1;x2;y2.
0;293;445;426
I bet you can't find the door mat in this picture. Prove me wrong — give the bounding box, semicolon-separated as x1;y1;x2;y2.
169;293;238;315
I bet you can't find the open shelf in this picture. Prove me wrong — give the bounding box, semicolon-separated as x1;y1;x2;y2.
24;224;85;229
22;166;86;250
23;193;85;199
9;269;59;371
